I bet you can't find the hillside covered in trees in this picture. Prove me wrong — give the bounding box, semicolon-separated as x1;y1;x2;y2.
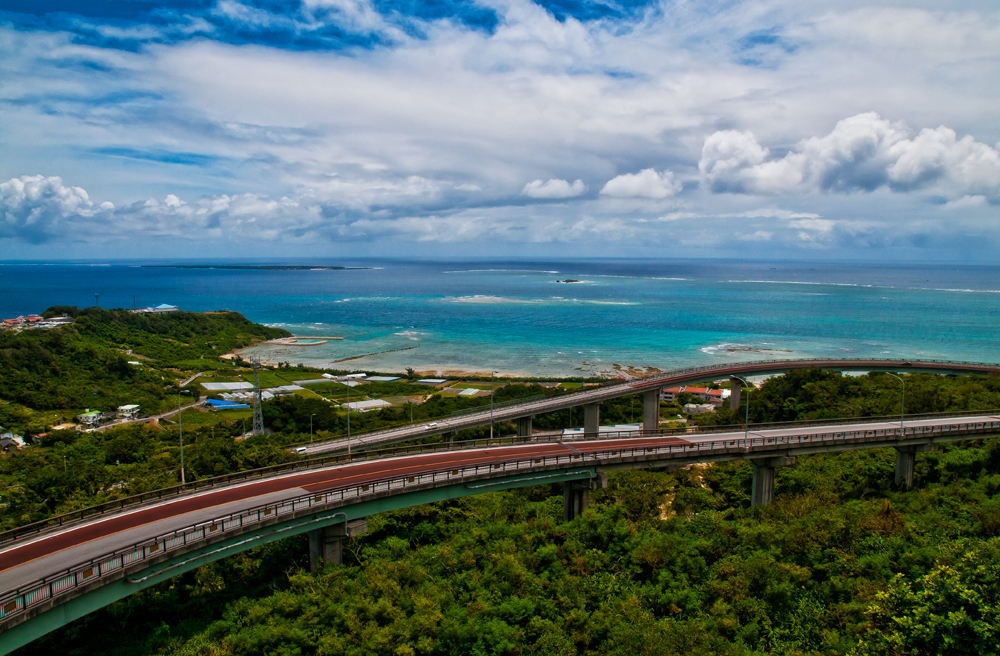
0;307;287;424
5;364;1000;655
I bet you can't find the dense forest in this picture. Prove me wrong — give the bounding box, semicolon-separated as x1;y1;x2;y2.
20;432;1000;656
0;308;287;422
6;362;1000;654
5;312;1000;654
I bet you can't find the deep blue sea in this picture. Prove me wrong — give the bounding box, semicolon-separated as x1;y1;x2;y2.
2;259;998;377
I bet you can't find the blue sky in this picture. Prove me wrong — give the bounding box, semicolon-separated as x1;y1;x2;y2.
0;0;998;260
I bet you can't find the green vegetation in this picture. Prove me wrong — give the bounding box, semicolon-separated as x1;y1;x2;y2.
6;323;1000;656
21;434;1000;656
693;368;1000;427
0;418;295;531
0;308;287;423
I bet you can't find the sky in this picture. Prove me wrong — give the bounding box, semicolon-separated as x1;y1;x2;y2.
0;0;998;261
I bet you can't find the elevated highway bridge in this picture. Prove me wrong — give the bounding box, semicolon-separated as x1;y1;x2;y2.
2;358;1000;653
301;358;1000;455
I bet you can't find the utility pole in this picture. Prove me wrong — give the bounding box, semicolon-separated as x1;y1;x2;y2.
346;382;351;455
490;370;498;440
178;389;186;486
886;373;905;430
251;356;264;436
310;413;315;444
731;375;752;440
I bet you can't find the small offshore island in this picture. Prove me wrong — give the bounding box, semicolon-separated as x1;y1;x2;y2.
2;307;1000;656
143;264;370;271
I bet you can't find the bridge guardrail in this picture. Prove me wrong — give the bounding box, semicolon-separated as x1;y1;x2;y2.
311;357;1000;451
3;417;1000;627
451;394;549;417
4;402;1000;549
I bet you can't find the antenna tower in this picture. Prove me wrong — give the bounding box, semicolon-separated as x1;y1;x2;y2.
251;355;264;435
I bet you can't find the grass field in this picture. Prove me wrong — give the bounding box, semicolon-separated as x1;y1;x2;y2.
171;359;238;372
239;371;327;388
0;401;79;432
168;407;255;430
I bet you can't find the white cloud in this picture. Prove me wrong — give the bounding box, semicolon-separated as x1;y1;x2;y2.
0;175;102;243
700;113;1000;200
521;178;586;199
600;169;682;198
944;194;988;210
2;3;1000;259
738;230;772;241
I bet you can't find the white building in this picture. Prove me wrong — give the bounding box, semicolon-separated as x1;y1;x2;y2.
117;404;141;419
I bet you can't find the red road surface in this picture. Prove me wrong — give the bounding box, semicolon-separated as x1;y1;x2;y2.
1;436;688;574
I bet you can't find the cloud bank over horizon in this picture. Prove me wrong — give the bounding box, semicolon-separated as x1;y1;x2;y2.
0;0;998;260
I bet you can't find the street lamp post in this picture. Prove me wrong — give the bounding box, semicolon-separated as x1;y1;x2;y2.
310;413;316;444
731;376;751;440
177;389;186;486
490;370;498;440
885;372;905;430
346;383;351;455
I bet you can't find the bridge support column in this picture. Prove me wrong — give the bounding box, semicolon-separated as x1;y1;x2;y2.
564;472;608;521
516;416;533;438
642;389;660;434
750;456;795;507
895;444;937;488
309;519;368;572
729;378;742;410
443;431;456;446
584;403;600;437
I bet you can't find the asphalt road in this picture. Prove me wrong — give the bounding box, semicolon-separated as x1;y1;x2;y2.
3;412;998;597
1;435;687;590
300;358;1000;455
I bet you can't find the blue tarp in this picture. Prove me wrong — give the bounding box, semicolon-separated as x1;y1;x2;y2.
206;399;250;409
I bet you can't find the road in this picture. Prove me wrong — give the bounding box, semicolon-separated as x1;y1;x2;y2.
299;357;1000;455
4;411;998;596
94;397;207;432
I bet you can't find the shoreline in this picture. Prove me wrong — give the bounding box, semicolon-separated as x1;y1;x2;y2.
229;339;673;379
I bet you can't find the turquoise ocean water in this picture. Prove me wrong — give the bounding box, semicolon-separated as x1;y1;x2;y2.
1;260;998;377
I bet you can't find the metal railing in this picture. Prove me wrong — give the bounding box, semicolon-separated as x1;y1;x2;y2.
3;416;1000;626
312;357;1000;450
5;403;1000;548
451;394;549;417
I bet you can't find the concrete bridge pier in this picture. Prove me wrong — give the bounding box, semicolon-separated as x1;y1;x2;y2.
895;444;937;488
443;431;457;446
584;403;600;437
516;416;533;439
729;378;743;410
642;389;661;434
750;456;795;507
564;472;608;521
309;519;368;572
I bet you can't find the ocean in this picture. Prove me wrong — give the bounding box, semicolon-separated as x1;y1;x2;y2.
1;259;998;377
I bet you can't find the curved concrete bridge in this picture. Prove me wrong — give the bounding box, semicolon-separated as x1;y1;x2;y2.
2;410;1000;653
301;358;1000;455
2;357;1000;653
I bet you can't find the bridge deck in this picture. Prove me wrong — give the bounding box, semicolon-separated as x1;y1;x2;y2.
301;358;1000;455
2;410;1000;654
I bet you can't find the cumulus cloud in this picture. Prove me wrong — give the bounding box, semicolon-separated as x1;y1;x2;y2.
700;113;1000;200
600;169;682;199
521;179;586;199
2;2;1000;258
0;175;104;244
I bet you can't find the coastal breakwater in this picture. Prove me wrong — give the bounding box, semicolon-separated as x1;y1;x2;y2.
269;336;346;346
